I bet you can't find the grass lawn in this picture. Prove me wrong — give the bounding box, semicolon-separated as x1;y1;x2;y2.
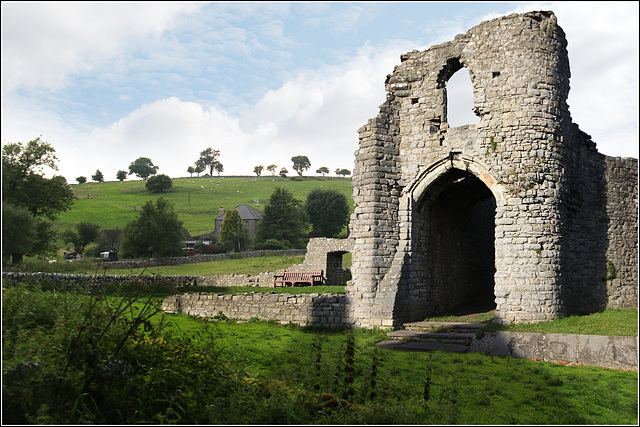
3;279;637;424
102;254;309;276
425;308;639;337
56;176;353;236
155;308;638;424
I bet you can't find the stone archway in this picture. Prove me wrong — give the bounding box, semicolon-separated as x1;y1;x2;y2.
346;11;638;329
409;158;501;317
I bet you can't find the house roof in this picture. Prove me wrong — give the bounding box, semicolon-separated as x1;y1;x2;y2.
215;204;262;221
98;229;123;240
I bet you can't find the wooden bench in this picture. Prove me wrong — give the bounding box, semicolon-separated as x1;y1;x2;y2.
273;270;324;287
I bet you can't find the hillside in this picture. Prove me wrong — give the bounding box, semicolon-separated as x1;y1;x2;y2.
55;176;353;236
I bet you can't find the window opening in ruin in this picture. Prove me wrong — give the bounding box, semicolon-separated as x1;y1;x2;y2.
326;251;352;285
417;170;496;317
445;67;479;128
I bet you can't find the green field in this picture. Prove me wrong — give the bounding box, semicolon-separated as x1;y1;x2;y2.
56;176;353;236
2;283;637;424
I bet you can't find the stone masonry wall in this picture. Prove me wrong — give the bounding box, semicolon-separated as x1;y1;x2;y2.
347;11;638;328
301;238;355;285
604;156;639;309
162;292;348;328
1;261;307;291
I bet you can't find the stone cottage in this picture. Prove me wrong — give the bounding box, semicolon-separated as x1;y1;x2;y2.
214;204;263;240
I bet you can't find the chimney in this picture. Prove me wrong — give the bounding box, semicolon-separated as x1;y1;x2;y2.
219;206;225;217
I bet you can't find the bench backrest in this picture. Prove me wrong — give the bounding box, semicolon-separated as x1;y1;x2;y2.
281;270;323;280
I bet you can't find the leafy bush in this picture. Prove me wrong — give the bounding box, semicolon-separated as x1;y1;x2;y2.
258;238;289;250
145;174;173;193
1;283;247;424
193;241;225;254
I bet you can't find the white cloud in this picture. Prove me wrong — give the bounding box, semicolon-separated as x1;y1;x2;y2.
502;2;639;158
48;42;407;181
84;97;247;179
1;2;201;92
2;2;636;185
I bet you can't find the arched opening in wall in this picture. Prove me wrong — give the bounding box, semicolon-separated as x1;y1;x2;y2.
436;57;479;128
446;67;479;127
416;169;496;316
325;251;352;285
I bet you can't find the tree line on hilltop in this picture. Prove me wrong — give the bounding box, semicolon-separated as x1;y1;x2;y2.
2;137;351;266
74;148;352;186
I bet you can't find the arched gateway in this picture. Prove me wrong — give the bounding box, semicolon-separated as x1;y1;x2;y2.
346;11;638;328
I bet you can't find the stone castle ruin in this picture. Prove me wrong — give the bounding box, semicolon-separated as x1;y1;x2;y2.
346;11;638;327
158;10;637;332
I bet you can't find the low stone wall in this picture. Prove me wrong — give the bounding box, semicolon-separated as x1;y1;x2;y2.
470;331;638;370
162;292;349;328
1;272;203;290
2;261;307;290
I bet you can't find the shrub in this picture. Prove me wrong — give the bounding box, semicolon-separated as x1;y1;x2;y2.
258;239;289;250
1;282;246;424
145;174;173;193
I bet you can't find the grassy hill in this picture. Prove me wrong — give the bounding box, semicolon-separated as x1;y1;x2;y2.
55;175;353;236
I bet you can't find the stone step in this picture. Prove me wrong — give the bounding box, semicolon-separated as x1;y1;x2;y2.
376;340;470;353
402;321;487;333
387;330;476;345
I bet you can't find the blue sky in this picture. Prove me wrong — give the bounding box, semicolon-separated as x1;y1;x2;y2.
2;1;638;182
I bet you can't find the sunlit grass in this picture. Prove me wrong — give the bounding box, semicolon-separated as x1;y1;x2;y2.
493;309;638;336
103;254;308;276
57;176;353;235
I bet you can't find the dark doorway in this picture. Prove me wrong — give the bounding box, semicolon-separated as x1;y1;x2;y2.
326;251;351;285
417;169;497;316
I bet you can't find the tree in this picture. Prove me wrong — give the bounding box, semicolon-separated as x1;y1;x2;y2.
120;197;184;258
116;170;128;181
15;174;74;219
213;162;224;176
267;164;277;176
2;137;72;264
128;157;159;180
2;137;73;220
145;174;173;193
316;166;329;177
2;136;58;176
279;168;288;178
255;187;309;248
220;209;252;252
194;162;205;177
196;148;223;176
62;222;101;255
76;176;87;184
92;169;104;182
336;168;352;177
291;155;311;176
2;202;57;266
253;165;263;176
304;189;350;237
2;202;36;266
187;166;195;177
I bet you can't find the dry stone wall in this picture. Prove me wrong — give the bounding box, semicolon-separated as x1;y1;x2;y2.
346;11;638;328
162;292;348;328
301;238;354;285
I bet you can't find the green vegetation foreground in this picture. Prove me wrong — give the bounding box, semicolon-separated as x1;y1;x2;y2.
2;282;637;424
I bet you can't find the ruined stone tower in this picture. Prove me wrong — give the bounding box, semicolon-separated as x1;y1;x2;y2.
347;11;638;327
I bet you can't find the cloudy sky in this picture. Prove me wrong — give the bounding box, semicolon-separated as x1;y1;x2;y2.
2;1;638;182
